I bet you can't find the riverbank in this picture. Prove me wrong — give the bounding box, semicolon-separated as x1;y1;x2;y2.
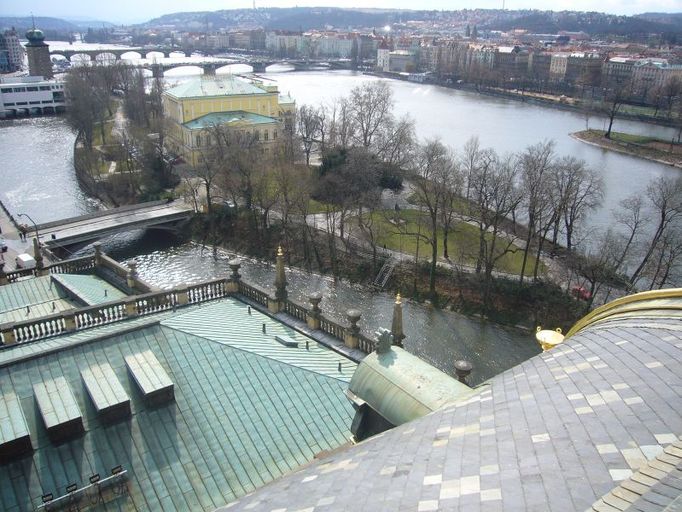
571;129;682;169
369;71;680;129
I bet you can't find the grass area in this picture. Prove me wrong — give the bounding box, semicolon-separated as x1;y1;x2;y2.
92;119;116;147
307;199;338;214
359;209;544;276
406;193;470;215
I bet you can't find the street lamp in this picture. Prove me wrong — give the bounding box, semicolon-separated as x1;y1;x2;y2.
17;213;39;242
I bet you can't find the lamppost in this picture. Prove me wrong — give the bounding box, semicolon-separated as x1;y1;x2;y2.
17;213;39;242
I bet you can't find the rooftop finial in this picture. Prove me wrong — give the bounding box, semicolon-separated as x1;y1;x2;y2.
277;245;283;257
31;13;35;30
395;293;401;305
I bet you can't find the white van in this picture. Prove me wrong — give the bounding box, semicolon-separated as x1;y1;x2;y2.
15;253;36;269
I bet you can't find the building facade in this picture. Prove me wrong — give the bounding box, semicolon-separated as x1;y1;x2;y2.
0;76;65;117
0;29;23;72
162;74;295;167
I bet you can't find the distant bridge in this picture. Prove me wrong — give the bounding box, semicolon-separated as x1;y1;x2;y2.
26;200;193;248
49;47;194;62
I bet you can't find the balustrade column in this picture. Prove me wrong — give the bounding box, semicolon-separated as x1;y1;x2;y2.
126;261;138;290
344;309;362;349
93;242;103;266
125;298;138;318
63;310;77;332
227;259;241;294
306;292;322;330
175;284;189;306
268;247;288;313
1;324;17;345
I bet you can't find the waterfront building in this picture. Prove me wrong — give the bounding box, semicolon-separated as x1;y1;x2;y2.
549;52;570;82
603;55;638;88
565;52;604;87
162;74;295;167
631;59;682;98
0;76;65;117
388;50;417;73
24;28;53;79
0;28;24;72
528;51;552;83
376;42;391;72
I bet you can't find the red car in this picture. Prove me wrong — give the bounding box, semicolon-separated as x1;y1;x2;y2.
571;286;591;300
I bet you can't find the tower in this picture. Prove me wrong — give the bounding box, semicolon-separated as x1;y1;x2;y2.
25;27;53;78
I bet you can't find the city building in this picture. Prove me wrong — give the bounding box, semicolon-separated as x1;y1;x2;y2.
0;28;24;72
162;74;295;167
0;76;65;117
388;50;417;73
24;28;53;79
631;59;682;98
376;42;391;72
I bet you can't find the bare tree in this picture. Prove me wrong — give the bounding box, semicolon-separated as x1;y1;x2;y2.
408;140;456;299
603;79;631;139
297;104;321;166
629;175;682;286
518;140;556;284
349;81;393;148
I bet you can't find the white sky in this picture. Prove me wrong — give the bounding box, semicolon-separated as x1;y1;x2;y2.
4;0;681;24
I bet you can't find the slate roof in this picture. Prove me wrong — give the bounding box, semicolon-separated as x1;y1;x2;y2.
220;316;682;511
0;297;356;511
164;76;268;99
183;111;280;131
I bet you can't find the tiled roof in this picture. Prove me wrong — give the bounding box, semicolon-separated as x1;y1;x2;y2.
164;76;268;99
590;436;682;512
182;111;279;131
221;317;682;511
0;297;356;511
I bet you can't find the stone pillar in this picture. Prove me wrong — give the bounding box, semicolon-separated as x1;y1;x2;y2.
306;292;322;330
126;261;138;290
390;293;405;348
63;310;77;332
33;237;47;276
176;284;189;306
1;324;16;345
227;259;241;293
0;262;7;286
274;246;288;301
151;64;164;79
93;242;103;266
124;298;138;318
344;309;362;349
203;64;217;76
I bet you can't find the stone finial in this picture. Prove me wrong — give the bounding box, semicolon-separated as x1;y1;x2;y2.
228;259;242;281
126;260;138;290
375;327;393;354
454;360;473;384
309;292;322;312
346;309;361;333
0;261;7;286
274;246;287;301
391;293;405;348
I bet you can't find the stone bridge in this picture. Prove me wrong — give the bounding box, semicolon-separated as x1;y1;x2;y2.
27;200;193;248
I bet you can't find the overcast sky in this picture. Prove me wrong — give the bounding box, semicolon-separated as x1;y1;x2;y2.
5;0;681;24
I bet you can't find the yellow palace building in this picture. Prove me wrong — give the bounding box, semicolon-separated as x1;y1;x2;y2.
162;74;295;167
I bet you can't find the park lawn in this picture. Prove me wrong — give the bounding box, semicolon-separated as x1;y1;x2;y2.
360;209;544;276
583;129;675;146
92;119;116;147
406;193;470;215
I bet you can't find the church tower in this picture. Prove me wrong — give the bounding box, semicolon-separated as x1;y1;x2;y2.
25;27;53;78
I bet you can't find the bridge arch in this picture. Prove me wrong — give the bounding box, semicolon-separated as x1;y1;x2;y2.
216;63;253;74
162;65;204;77
70;52;95;63
94;52;118;63
120;50;143;60
144;51;166;60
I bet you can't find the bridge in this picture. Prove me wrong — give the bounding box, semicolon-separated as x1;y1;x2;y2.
49;47;194;62
25;200;193;249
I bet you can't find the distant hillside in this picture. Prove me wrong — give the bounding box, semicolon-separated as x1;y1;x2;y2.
0;16;79;32
144;7;428;31
487;10;681;37
636;12;682;30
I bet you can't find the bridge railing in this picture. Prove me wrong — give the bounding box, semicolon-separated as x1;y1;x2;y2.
33;200;168;231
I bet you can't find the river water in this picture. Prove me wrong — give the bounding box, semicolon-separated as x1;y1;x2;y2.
2;61;677;384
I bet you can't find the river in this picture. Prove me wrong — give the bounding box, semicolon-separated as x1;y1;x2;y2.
1;63;677;384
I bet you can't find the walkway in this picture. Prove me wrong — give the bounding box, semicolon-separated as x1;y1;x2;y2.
0;200;35;271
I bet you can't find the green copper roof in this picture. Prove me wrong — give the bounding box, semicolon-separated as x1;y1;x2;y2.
162;299;356;381
52;273;126;306
0;297;355;511
164;76;269;100
348;346;474;426
183;111;279;131
0;275;72;324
